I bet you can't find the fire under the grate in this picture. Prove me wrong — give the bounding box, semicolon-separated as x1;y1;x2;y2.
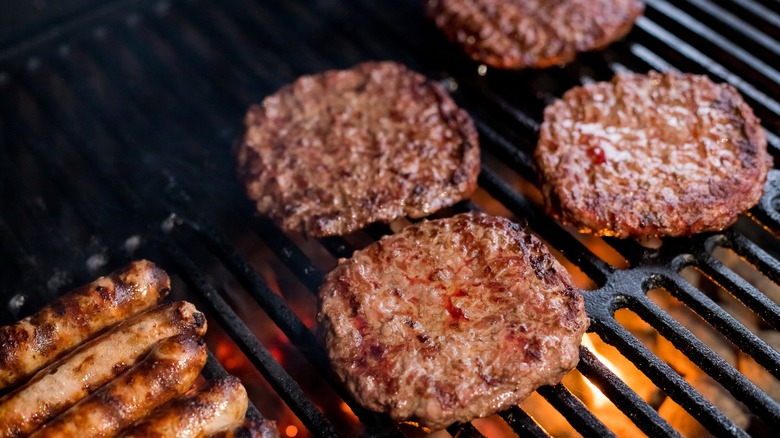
198;169;780;438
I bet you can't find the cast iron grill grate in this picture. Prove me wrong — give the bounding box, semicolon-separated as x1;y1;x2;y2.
1;0;779;436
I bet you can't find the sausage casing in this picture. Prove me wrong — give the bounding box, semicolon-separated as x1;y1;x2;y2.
118;376;248;438
0;260;170;389
0;301;206;438
30;334;207;438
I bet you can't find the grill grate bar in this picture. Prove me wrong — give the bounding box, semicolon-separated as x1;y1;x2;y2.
159;236;339;437
249;218;324;295
469;118;539;184
498;406;550;438
458;84;542;136
0;219;32;281
645;0;780;86
577;346;680;437
182;217;326;367
110;26;236;132
663;273;780;382
633;282;780;425
592;317;746;437
446;423;485;438
680;0;780;57
732;0;780;29
698;251;780;331
536;384;616;437
729;232;780;284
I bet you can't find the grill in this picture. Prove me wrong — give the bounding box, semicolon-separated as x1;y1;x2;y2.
1;0;779;436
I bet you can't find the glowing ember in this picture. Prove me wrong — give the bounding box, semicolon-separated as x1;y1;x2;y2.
285;425;298;437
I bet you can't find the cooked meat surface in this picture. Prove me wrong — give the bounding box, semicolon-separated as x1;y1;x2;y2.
318;212;589;429
426;0;644;69
207;420;279;438
119;376;248;438
237;61;480;237
0;260;170;389
535;71;771;239
30;334;207;438
0;301;206;438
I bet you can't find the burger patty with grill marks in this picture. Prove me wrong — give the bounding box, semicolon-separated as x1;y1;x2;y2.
535;71;771;239
237;61;480;237
318;212;588;430
426;0;644;69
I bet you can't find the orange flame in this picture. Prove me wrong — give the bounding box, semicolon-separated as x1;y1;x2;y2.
582;334;623;409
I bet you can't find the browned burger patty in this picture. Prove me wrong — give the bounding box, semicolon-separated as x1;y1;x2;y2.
535;71;771;239
318;212;588;429
426;0;645;69
237;61;480;237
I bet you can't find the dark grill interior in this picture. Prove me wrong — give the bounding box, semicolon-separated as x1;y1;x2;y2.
2;0;780;436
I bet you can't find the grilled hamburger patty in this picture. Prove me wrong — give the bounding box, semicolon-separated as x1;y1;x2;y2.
535;71;771;239
426;0;644;69
318;212;588;429
237;61;479;237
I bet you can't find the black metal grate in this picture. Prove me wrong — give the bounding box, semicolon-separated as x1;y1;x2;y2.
1;0;780;436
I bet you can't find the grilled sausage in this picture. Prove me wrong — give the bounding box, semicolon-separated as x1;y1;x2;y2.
30;334;207;438
208;420;280;438
0;301;206;438
0;260;170;389
118;376;248;438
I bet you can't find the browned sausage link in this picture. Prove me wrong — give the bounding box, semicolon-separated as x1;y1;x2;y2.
30;334;207;438
0;301;206;438
0;260;171;389
208;419;280;438
118;376;248;438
